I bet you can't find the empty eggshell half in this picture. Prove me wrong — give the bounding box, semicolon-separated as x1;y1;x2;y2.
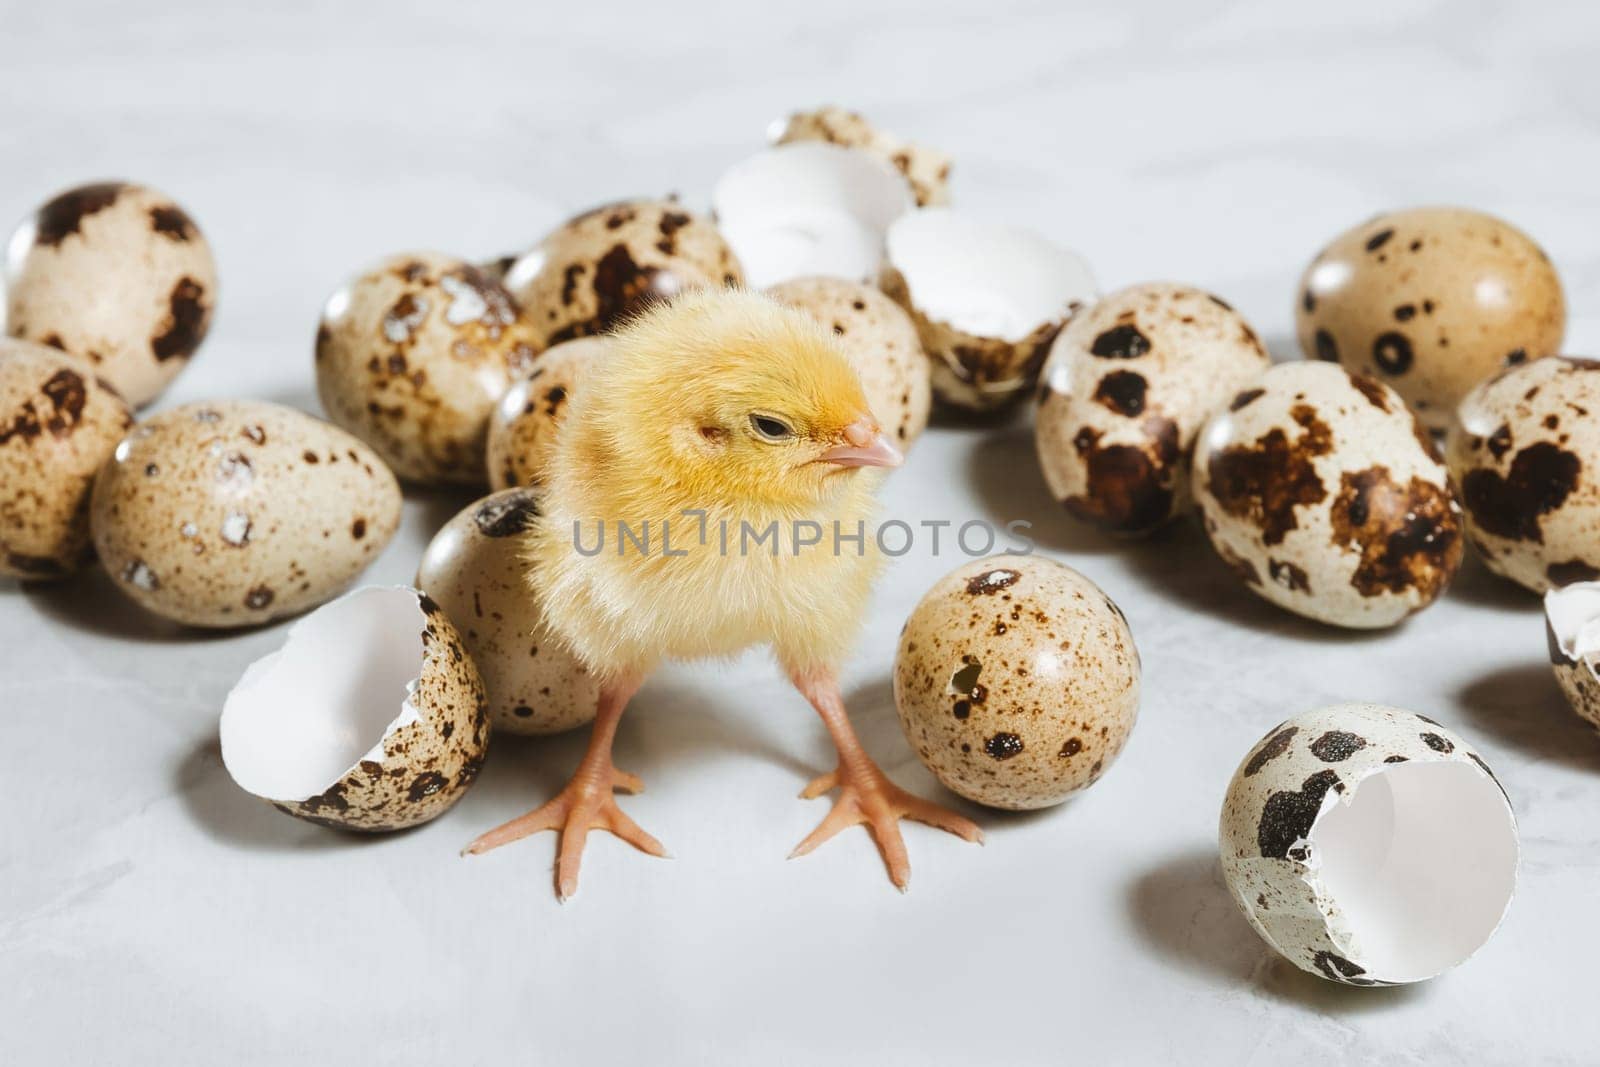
882;209;1095;412
712;142;914;289
221;586;490;831
1545;581;1600;728
770;105;952;207
1220;703;1517;985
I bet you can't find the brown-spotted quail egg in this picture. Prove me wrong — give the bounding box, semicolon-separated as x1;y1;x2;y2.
1446;356;1600;593
1221;703;1517;985
1297;207;1565;430
0;339;132;579
504;200;742;346
770;105;952;207
315;251;539;487
5;181;217;407
90;400;400;627
893;554;1139;810
882;209;1095;413
1036;283;1272;535
221;586;490;831
416;487;598;734
485;336;608;490
1546;581;1600;729
1192;362;1463;628
766;276;932;452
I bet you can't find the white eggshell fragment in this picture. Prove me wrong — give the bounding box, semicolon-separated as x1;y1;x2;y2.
221;586;489;831
882;209;1095;412
1036;283;1271;535
766;275;932;451
771;105;952;207
712;142;913;289
90;400;401;628
1446;356;1600;593
1191;362;1463;628
416;487;598;735
485;336;608;490
5;181;217;407
1545;581;1600;729
1220;703;1517;986
893;554;1139;810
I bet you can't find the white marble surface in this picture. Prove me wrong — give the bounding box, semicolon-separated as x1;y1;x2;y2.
4;1;1600;1062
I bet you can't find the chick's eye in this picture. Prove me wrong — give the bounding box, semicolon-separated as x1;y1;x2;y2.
749;414;794;441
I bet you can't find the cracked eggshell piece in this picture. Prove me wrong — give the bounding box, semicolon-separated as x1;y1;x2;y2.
1446;356;1600;593
893;554;1139;810
315;251;540;487
1220;703;1517;986
1545;581;1600;729
881;209;1095;413
1191;361;1463;628
221;586;489;831
486;336;608;490
5;181;217;408
1036;283;1271;536
505;200;742;348
0;339;133;579
90;400;401;628
770;105;952;207
416;487;598;734
766;276;931;452
711;143;913;290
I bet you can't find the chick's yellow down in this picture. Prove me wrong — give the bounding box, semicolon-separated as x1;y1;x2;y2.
465;289;980;896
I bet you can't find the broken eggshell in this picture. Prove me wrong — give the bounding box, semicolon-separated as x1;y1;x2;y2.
770;105;952;207
1220;703;1517;986
485;336;609;490
1545;581;1600;729
221;586;489;831
711;142;913;289
415;487;599;734
882;209;1095;413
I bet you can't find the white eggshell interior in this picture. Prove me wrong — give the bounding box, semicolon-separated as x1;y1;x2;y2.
1312;760;1518;982
884;208;1095;342
1546;581;1600;663
220;587;424;802
711;142;914;289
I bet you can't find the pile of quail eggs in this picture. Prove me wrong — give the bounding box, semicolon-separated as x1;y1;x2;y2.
7;103;1593;987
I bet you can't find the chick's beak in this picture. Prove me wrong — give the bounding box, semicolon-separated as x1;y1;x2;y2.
820;418;903;468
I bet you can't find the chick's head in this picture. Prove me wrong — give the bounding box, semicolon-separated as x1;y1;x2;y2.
591;288;902;510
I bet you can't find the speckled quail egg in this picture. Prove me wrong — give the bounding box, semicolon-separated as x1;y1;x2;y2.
416;487;598;734
893;554;1139;810
882;209;1095;413
1221;703;1516;985
771;105;952;207
1036;283;1272;535
504;200;742;347
1192;362;1462;628
485;336;608;490
5;181;217;407
90;400;400;627
1297;207;1565;430
1446;356;1600;593
0;339;132;579
766;276;932;451
1546;581;1600;729
315;251;539;487
221;586;489;831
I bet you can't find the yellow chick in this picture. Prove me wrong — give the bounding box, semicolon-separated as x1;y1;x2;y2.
465;288;980;896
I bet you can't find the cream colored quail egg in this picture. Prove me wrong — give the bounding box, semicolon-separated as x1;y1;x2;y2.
485;336;609;490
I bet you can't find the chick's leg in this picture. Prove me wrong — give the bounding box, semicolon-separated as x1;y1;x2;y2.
463;673;666;900
788;667;982;890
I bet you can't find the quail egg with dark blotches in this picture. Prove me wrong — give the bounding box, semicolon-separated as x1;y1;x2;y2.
91;400;400;627
486;336;609;490
1036;283;1272;535
1447;356;1600;593
0;339;132;579
1297;207;1565;430
221;586;490;831
416;487;599;734
1192;362;1462;628
893;554;1139;810
5;181;217;407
